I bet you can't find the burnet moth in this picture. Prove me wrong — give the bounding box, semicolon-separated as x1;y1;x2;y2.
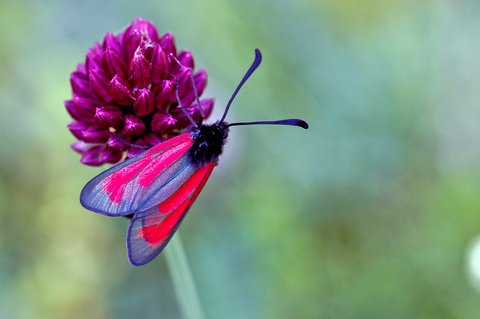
80;49;308;266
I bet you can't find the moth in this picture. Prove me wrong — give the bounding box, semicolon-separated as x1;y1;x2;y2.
81;49;308;266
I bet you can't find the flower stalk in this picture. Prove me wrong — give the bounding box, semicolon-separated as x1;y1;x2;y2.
164;233;206;319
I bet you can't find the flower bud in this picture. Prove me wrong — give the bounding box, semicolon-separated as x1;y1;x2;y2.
149;45;168;82
103;48;127;76
73;95;101;109
71;141;91;153
141;19;160;42
191;98;215;123
107;75;134;106
121;114;145;137
95;105;123;128
159;32;177;55
172;51;194;74
89;69;113;102
170;107;194;129
153;80;174;110
65;100;91;121
178;51;194;69
107;134;128;151
123;28;142;65
71;99;96;119
68;121;89;140
76;63;87;74
193;70;208;96
80;145;105;166
85;44;103;70
179;70;208;105
151;111;177;134
100;146;123;164
83;123;111;143
133;88;156;116
127;138;148;158
130;49;152;88
175;68;191;99
70;71;92;96
102;32;122;54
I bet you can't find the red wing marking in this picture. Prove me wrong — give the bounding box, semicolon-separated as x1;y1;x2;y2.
189;163;215;203
100;133;192;205
111;184;125;204
136;139;193;188
139;200;190;247
137;162;215;247
102;156;153;203
157;164;210;213
144;134;191;156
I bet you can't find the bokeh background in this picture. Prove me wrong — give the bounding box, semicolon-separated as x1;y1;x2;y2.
2;0;480;318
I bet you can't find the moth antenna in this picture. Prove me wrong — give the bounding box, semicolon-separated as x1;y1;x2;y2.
175;77;198;128
190;70;205;123
227;119;308;129
220;49;262;122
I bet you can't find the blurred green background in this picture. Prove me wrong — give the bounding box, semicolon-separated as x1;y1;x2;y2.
2;0;480;318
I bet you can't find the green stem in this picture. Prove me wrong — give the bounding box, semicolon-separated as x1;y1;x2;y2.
164;232;206;319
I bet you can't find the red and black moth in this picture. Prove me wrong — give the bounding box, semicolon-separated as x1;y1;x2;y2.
80;49;308;266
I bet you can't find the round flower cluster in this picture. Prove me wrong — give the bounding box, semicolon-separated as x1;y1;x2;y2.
66;17;214;166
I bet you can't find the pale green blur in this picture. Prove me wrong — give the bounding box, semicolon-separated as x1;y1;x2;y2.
2;0;480;318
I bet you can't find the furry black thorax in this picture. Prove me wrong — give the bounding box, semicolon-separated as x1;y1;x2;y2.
189;121;229;166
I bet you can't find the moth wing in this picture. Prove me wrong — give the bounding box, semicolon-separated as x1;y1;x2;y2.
127;162;215;266
80;133;194;216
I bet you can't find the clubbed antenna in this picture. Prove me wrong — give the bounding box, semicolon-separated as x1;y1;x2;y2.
227;119;308;129
220;49;263;122
222;49;309;130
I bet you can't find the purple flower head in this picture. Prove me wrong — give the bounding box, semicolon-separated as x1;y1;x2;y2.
65;17;214;166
